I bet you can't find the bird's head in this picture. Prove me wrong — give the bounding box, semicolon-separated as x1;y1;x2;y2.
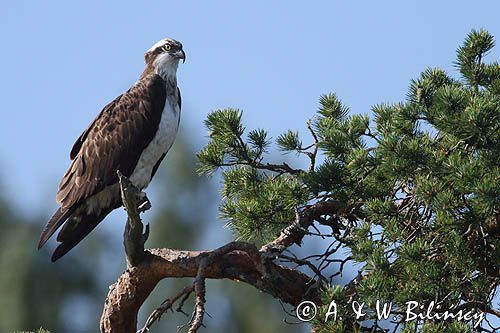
143;38;185;81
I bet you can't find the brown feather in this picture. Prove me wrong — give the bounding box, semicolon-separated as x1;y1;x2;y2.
38;206;77;249
55;74;167;209
39;74;169;259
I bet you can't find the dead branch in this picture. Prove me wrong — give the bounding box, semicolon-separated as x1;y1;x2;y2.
138;284;194;333
99;175;354;332
189;261;207;333
99;244;321;332
260;199;350;255
117;170;150;268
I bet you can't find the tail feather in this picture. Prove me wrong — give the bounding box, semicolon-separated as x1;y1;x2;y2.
51;207;114;262
38;207;76;249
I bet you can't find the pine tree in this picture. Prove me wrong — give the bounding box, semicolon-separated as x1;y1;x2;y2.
197;29;500;332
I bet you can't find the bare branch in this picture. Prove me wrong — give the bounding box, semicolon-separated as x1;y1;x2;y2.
138;285;194;333
189;263;207;333
101;175;343;333
117;171;150;268
260;200;351;255
306;119;319;172
100;242;320;332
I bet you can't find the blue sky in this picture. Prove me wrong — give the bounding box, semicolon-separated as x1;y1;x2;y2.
1;1;499;215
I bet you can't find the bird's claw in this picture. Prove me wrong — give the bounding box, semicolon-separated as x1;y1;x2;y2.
138;200;152;212
137;191;152;212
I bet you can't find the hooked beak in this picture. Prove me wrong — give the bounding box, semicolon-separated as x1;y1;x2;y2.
175;49;186;63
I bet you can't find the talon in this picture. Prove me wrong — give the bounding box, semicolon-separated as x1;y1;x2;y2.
138;200;151;212
137;191;152;212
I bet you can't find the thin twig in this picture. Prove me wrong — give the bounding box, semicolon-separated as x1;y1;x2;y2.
306;119;319;172
138;285;194;333
188;262;207;333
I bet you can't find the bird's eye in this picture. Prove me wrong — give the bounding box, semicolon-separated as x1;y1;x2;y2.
162;44;171;52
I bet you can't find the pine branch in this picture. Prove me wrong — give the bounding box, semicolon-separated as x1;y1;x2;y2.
100;244;320;332
101;176;341;332
260;200;353;255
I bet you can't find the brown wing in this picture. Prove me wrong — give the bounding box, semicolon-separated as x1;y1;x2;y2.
56;74;167;210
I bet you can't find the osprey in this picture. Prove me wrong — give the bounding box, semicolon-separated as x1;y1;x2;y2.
38;38;186;261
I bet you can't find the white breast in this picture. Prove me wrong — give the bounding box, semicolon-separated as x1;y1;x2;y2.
129;95;180;189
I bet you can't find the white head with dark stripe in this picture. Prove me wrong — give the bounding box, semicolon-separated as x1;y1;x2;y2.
142;38;185;81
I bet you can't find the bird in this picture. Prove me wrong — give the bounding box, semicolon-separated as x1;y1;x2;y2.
38;38;186;262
